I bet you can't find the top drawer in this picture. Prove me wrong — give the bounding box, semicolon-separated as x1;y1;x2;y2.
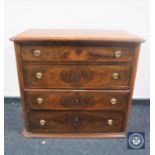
21;45;134;62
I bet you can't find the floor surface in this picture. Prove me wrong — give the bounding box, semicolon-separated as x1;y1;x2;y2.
4;99;150;155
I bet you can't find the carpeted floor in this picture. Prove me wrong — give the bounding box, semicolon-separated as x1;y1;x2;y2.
4;99;150;155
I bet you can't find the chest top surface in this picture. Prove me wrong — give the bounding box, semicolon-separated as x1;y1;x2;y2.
10;29;144;43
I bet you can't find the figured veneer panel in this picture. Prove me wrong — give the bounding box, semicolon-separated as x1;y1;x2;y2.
25;90;130;110
23;64;131;89
28;110;124;133
21;45;134;62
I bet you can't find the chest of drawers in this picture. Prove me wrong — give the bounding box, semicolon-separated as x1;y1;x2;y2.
11;29;144;138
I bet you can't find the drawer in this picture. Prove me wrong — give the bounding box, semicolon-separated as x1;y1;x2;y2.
25;90;129;110
23;64;131;89
28;111;124;133
21;45;134;62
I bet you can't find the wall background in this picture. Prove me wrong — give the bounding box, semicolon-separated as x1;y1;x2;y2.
4;0;149;99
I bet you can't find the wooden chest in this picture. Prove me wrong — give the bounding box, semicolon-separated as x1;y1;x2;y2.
10;29;144;138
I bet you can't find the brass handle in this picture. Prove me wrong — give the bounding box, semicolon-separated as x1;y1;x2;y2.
37;97;43;104
107;119;113;125
110;98;117;105
33;50;41;57
114;50;122;58
40;120;46;126
36;72;42;79
112;72;119;80
74;117;79;123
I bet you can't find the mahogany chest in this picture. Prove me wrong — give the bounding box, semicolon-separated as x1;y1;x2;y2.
11;29;144;138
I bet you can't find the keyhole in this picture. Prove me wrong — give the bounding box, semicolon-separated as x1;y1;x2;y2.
75;98;79;104
74;117;79;123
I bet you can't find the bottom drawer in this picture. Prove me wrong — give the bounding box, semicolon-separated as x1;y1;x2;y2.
28;111;124;133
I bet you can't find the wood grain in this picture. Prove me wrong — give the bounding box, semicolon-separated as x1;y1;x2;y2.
28;110;124;133
25;90;129;110
10;29;144;43
21;44;134;62
23;64;131;89
14;43;30;130
123;44;141;131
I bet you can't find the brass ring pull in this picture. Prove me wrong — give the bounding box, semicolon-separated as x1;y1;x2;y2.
107;119;113;125
40;120;46;126
110;98;117;105
36;72;42;79
114;50;122;58
37;97;43;104
112;72;119;80
33;50;41;57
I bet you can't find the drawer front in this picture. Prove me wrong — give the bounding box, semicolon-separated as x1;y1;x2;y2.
29;111;124;133
23;64;131;89
25;90;129;110
21;45;133;62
